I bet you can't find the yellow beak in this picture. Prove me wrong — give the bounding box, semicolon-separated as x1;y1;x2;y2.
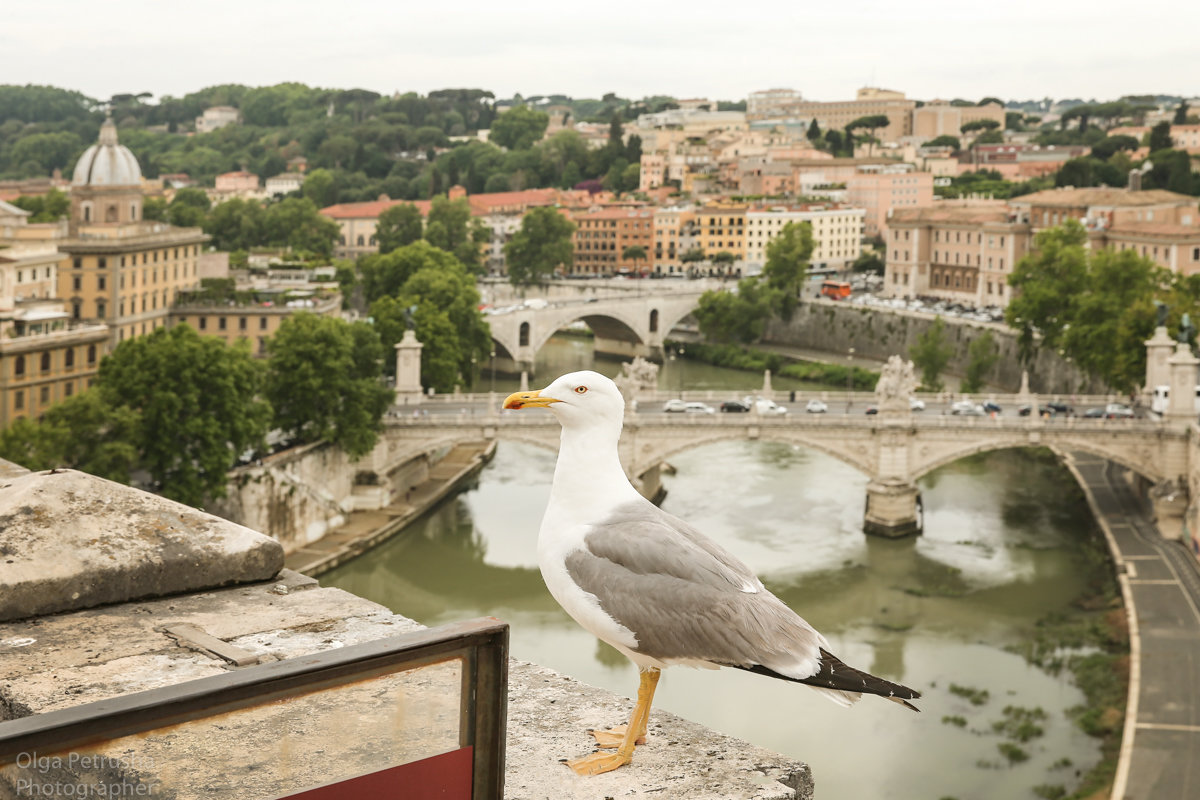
503;390;560;410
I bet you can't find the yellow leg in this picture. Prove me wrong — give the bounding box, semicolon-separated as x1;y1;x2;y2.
567;669;661;775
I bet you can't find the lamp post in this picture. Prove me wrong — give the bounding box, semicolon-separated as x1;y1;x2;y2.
847;347;855;412
677;345;685;398
489;349;496;394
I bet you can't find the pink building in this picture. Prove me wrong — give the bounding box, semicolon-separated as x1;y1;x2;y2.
845;165;934;239
214;171;259;192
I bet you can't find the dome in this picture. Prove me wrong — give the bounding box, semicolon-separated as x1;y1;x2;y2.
72;118;142;187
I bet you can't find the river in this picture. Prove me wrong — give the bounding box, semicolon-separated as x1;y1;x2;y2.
324;336;1108;799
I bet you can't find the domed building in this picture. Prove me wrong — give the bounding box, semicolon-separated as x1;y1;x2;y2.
69;117;145;228
59;119;208;348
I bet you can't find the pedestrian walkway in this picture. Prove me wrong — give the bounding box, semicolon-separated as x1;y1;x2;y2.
1066;452;1200;800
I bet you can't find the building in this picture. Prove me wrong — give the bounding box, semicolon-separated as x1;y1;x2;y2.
195;106;241;134
639;152;667;191
845;164;935;239
265;173;305;197
911;102;1006;139
214;171;260;193
787;88;916;143
570;207;655;276
651;206;695;274
57;118;209;347
694;205;748;268
747;89;803;119
168;288;342;357
744;205;865;271
0;248;109;426
885;202;1027;306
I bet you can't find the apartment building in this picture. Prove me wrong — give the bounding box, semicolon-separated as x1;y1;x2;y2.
744;205;865;270
747;88;803;119
570;207;656;275
168;289;342;357
787;88;915;143
845;164;935;238
651;206;695;274
695;205;748;265
911;102;1006;139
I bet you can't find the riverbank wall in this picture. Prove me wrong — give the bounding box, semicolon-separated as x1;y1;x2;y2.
0;459;814;799
765;300;1106;395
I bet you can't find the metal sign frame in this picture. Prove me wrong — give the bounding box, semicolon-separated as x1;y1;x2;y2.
0;617;508;800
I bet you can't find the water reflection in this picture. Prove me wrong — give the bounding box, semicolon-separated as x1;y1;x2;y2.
325;441;1104;799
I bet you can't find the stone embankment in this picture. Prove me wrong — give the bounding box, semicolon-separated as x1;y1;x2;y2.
0;462;813;799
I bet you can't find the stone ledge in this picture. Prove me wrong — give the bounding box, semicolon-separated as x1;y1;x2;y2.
0;469;284;622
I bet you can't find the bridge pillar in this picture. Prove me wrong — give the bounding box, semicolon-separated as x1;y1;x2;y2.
593;335;653;361
863;480;923;538
1144;326;1174;403
1166;343;1198;422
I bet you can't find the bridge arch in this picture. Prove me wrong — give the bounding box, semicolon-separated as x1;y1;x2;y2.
909;435;1165;485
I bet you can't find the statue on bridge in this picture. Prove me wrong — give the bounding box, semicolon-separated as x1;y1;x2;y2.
1156;300;1168;330
615;357;660;410
875;355;918;413
1179;312;1194;346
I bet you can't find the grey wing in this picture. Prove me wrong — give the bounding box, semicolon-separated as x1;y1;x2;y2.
565;503;826;677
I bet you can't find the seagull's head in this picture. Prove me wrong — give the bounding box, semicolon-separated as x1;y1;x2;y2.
503;370;624;433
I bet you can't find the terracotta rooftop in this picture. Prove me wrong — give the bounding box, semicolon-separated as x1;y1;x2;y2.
1012;188;1197;208
1106;223;1200;238
891;204;1012;225
320;198;432;220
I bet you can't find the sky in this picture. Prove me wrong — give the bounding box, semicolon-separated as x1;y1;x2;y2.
4;1;1198;106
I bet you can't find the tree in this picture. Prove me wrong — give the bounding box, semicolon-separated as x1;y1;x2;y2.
852;250;884;274
302;168;337;208
622;245;647;271
972;130;1005;146
505;206;575;286
960;119;1001;134
694;279;776;344
168;187;211;228
12;189;70;222
761;221;813;319
960;332;999;394
927;135;961;150
0;391;139;482
263;197;340;257
142;196;168;222
1148;121;1173;152
1091;135;1140;161
680;247;707;264
205;198;266;252
360;240;463;302
489;105;550;150
425;196;488;272
908;317;953;391
265;314;393;457
806;119;821;142
375;203;424;254
1005;220;1090;361
371;262;492;392
98;325;270;506
1174;101;1190;125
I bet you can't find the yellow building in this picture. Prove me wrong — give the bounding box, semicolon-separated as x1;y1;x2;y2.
167;289;342;356
57;118;209;347
695;205;748;264
0;246;110;425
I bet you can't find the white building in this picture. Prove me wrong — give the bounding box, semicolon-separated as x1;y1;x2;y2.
265;172;305;197
744;205;865;271
195;106;241;134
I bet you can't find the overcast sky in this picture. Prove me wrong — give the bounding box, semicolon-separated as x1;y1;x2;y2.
5;1;1197;105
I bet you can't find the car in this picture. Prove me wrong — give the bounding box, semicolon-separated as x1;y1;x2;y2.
1105;403;1135;419
720;399;751;413
950;399;977;415
682;401;715;414
958;404;987;416
744;395;789;415
1083;407;1105;418
982;401;1002;414
864;406;879;415
1046;401;1074;416
663;399;688;413
805;399;828;414
1019;404;1056;418
909;397;926;411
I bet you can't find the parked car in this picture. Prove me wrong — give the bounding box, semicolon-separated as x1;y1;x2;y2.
958;404;987;416
1083;407;1106;418
720;399;752;413
1046;401;1074;415
909;397;926;411
951;399;978;415
663;399;688;413
1020;404;1057;418
805;399;828;414
682;401;715;414
982;401;1002;414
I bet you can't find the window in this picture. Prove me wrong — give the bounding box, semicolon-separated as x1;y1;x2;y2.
73;275;82;291
219;317;227;330
40;386;50;403
14;390;23;410
87;345;96;364
14;355;25;377
239;317;247;331
65;382;74;397
65;349;75;369
98;275;106;290
259;317;268;330
96;301;106;318
41;352;51;372
199;317;207;330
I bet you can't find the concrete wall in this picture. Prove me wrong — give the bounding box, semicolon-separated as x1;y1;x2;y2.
766;301;1106;395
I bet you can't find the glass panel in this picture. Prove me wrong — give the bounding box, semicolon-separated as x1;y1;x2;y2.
2;658;463;800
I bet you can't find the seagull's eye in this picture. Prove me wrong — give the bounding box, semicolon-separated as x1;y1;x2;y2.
574;386;588;394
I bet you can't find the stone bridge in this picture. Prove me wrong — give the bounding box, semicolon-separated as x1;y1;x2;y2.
484;288;708;373
365;405;1193;537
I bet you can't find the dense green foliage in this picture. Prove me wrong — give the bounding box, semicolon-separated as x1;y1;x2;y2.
761;221;813;318
97;325;271;506
375;203;424;254
264;314;394;457
669;341;877;388
0;391;138;482
909;316;954;391
960;331;999;393
1005;220;1198;391
505;206;576;286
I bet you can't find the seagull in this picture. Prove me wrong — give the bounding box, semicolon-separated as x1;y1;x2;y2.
504;371;921;776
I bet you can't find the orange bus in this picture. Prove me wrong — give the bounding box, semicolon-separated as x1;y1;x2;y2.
820;280;852;300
